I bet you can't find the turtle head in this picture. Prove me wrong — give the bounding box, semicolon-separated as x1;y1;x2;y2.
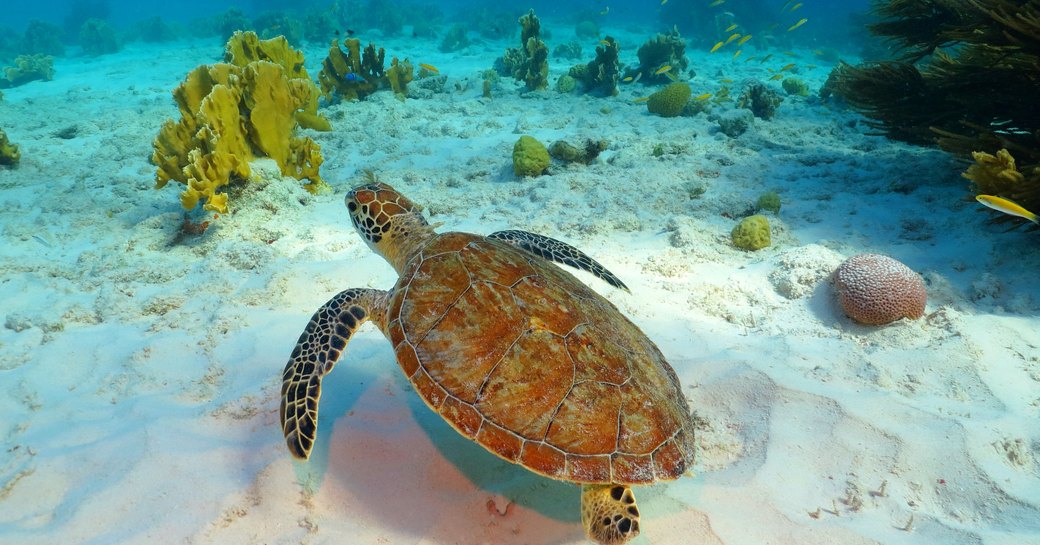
345;180;436;272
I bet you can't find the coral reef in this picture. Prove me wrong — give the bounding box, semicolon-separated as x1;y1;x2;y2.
625;27;689;84
385;57;414;98
0;128;19;166
318;38;386;101
827;0;1040;208
0;55;55;88
781;77;809;97
549;139;607;165
716;109;753;137
731;215;771;251
756;191;781;214
833;254;926;325
513;135;550;177
79;18;120;56
225;31;330;131
738;80;783;120
501;9;549;91
963;149;1040;226
21;20;65;57
151;41;325;213
440;25;470;53
575;20;599;40
553;42;582;60
647;82;691;118
569;36;620;96
555;74;577;94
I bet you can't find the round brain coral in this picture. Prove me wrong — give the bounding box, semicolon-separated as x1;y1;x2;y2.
833;254;926;325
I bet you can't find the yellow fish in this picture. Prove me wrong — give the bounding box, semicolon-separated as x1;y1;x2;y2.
732;49;742;58
654;65;672;75
709;0;725;6
720;78;734;83
769;74;784;80
760;53;774;63
976;195;1039;223
633;97;650;103
788;18;808;31
737;34;752;45
600;39;611;46
743;56;757;62
622;76;634;82
790;2;803;11
663;70;679;81
726;32;741;44
710;41;724;53
694;93;712;101
780;63;796;71
725;24;738;32
419;63;439;74
783;50;798;56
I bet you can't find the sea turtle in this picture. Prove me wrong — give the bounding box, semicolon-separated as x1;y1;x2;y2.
280;180;695;545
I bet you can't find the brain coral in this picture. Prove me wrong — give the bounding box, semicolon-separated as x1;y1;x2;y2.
833;254;926;325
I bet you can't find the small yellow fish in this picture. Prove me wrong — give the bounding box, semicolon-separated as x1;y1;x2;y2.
780;63;796;71
710;41;724;53
600;39;611;46
622;76;634;83
726;33;741;44
769;74;784;80
732;49;742;58
976;195;1039;223
419;63;439;74
788;18;808;31
782;0;793;9
694;93;712;101
633;97;650;103
720;78;734;83
654;65;673;75
812;49;824;55
663;70;679;81
783;50;798;57
790;2;803;11
743;56;757;62
725;24;738;32
737;34;752;45
709;0;725;6
760;54;774;63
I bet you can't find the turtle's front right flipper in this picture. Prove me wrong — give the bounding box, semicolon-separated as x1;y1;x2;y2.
488;229;629;292
280;288;389;459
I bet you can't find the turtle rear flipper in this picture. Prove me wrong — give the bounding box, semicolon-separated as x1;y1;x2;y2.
280;288;389;459
488;229;629;292
581;484;640;545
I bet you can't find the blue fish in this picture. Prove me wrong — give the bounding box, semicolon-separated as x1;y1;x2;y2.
343;72;365;83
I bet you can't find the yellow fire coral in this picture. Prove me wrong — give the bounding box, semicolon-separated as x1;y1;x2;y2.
152;52;325;213
224;31;331;132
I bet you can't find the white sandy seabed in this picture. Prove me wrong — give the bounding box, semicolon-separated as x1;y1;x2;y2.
0;24;1038;545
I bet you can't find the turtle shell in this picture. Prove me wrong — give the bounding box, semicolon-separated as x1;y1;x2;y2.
386;232;694;485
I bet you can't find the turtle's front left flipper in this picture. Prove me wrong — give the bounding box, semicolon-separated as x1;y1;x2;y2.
280;288;389;459
488;229;629;292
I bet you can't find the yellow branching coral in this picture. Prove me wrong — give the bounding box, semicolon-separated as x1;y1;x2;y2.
0;127;19;166
318;38;386;101
963;149;1024;196
151;52;325;213
224;31;330;132
385;57;413;98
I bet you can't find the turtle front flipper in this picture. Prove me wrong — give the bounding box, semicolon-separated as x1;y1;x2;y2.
580;484;640;545
487;230;629;292
280;288;389;459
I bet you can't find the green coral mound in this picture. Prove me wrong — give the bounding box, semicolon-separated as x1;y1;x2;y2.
756;191;781;214
513;135;550;177
731;215;771;251
647;82;691;118
782;77;809;97
0;128;19;166
0;54;54;88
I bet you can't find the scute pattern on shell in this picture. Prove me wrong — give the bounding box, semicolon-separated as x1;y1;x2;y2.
387;232;696;485
834;253;926;325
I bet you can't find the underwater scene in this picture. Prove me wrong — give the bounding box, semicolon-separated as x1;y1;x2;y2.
1;0;1039;544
